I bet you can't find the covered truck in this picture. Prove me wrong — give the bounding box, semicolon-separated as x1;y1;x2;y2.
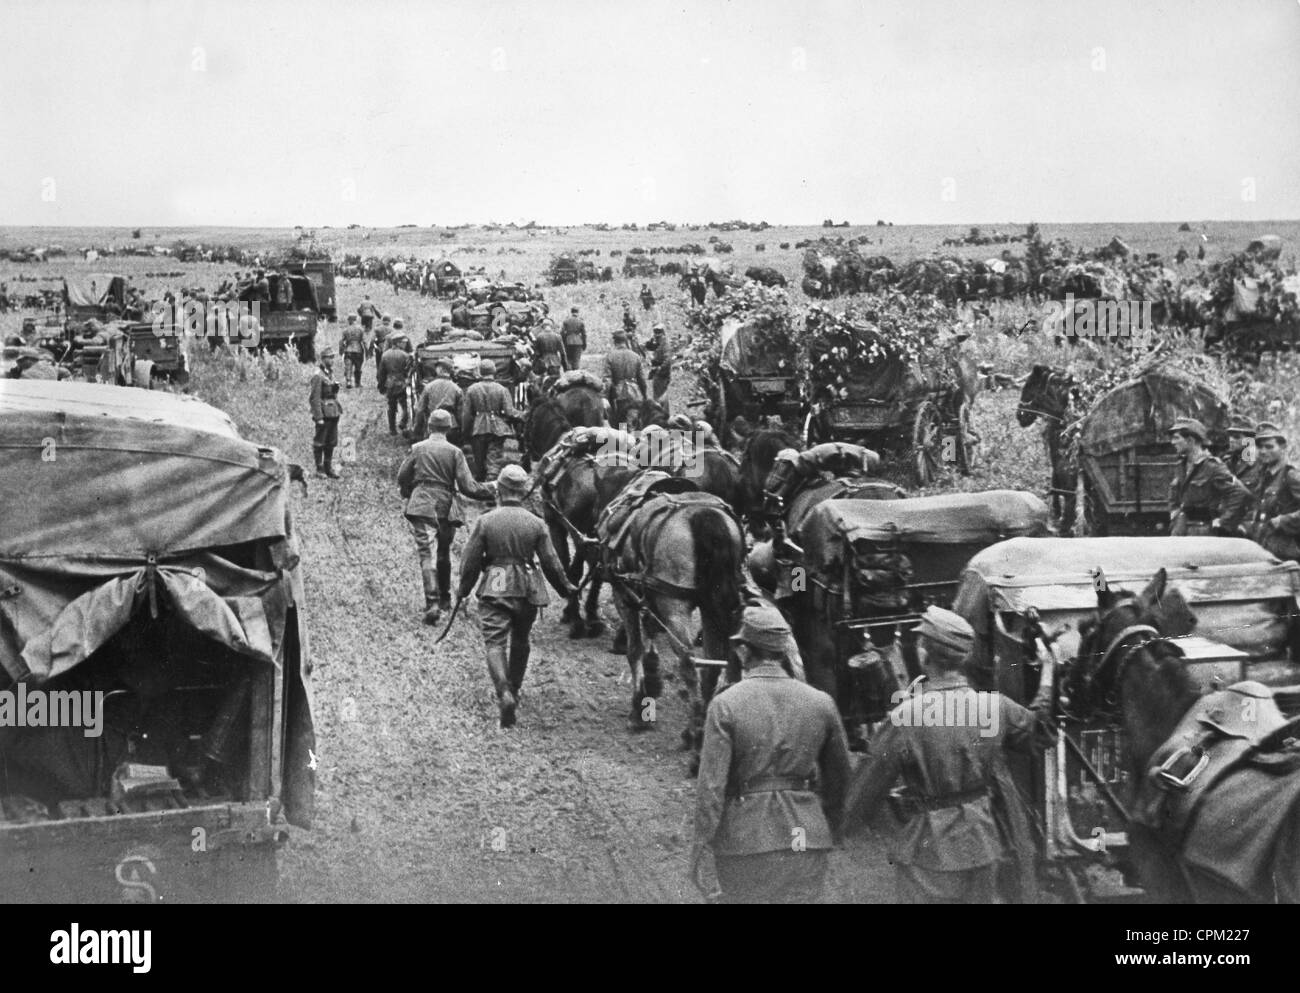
0;380;315;902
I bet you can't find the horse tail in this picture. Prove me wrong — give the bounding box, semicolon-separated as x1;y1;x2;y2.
690;507;742;638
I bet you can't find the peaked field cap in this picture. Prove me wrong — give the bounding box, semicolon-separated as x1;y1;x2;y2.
496;464;530;491
916;606;975;653
1168;417;1208;443
1255;421;1287;444
429;409;454;430
729;603;793;652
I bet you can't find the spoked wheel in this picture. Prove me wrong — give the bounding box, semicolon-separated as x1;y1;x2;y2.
911;399;944;487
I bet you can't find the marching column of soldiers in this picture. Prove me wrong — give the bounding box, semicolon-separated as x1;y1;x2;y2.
298;284;1300;905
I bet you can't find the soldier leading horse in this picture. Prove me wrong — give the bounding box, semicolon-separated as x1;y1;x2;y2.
1017;365;1079;535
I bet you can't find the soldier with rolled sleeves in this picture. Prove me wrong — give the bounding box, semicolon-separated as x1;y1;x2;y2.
308;346;343;479
691;604;851;904
1246;422;1300;564
339;314;366;389
1223;413;1257;485
411;359;464;441
561;306;587;370
1167;417;1250;537
397;410;495;625
377;333;413;436
462;360;520;481
841;606;1056;904
457;465;577;727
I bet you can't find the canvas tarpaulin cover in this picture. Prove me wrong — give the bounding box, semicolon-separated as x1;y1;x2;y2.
1078;370;1229;458
0;379;315;825
63;275;124;309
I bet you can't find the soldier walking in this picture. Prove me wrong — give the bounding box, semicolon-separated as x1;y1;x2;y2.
456;465;577;727
532;318;568;375
692;604;851;904
1246;422;1300;564
561;306;587;370
309;346;343;479
842;607;1056;904
639;282;655;312
462;360;520;481
1166;417;1250;536
397;410;495;625
378;334;413;436
605;330;647;425
644;323;672;401
411;358;463;441
339;314;366;389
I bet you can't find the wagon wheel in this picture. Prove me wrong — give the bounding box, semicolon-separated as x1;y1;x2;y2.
1082;475;1108;537
955;398;979;475
911;399;944;487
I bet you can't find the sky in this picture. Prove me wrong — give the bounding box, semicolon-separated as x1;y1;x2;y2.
1;0;1297;227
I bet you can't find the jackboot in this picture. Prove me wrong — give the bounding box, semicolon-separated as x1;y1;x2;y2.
420;567;441;625
313;445;325;476
508;639;531;696
486;648;516;728
323;447;341;479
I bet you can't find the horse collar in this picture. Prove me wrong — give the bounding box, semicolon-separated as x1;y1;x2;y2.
1099;623;1162;698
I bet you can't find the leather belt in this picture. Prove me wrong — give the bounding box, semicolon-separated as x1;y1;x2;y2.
1181;508;1215;523
914;787;989;810
731;776;816;797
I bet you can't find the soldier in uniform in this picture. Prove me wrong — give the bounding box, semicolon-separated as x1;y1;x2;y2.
339;314;366;389
308;346;343;479
561;306;587;370
1246;422;1300;564
411;359;463;441
639;282;655;312
372;314;394;382
842;607;1056;904
1223;413;1257;485
621;302;638;339
605;330;648;425
510;356;542;411
397;410;496;624
692;604;851;904
1166;417;1250;537
377;334;413;436
644;323;672;400
462;359;520;482
17;348;65;381
457;465;577;727
532;318;567;375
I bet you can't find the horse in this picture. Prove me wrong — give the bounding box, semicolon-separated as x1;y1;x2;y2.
554;384;606;430
1067;568;1300;903
603;493;745;770
1017;364;1079;535
617;397;670;433
519;396;574;470
737;428;804;530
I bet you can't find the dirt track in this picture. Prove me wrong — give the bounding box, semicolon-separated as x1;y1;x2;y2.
274;391;895;903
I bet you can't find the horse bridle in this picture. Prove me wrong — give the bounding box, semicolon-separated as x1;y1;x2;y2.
1087;616;1166;709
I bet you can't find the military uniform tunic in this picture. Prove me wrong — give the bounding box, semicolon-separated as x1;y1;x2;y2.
1247;460;1300;562
1167;453;1250;535
308;362;342;448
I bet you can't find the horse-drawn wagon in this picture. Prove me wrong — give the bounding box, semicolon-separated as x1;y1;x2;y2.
412;337;522;391
803;304;979;486
788;490;1049;746
704;316;802;447
952;536;1300;901
1075;368;1230;536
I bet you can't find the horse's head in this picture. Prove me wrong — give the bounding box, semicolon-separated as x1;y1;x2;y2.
1065;568;1199;724
1017;364;1065;427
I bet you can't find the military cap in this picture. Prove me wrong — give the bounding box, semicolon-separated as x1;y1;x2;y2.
652;323;665;332
440;315;452;324
347;314;357;323
1255;421;1287;444
429;409;455;431
393;319;404;329
319;346;336;358
916;606;975;654
479;359;496;375
433;358;453;372
496;464;530;494
570;307;579;314
1168;417;1208;443
612;330;628;342
1227;413;1253;435
729;603;793;653
382;314;393;322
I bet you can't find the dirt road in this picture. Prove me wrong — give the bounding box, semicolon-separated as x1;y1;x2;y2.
273;390;894;903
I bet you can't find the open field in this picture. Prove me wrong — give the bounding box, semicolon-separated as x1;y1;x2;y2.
4;221;1298;902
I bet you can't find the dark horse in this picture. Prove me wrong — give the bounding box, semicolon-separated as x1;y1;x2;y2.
520;386;605;469
1017;365;1078;535
1068;569;1300;902
737;428;803;532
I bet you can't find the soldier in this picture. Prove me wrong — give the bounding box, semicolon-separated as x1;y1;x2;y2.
377;334;413;436
372;313;394;380
339;314;366;389
462;359;520;482
1246;422;1300;564
621;302;638;338
841;606;1056;904
411;359;463;440
397;410;496;625
17;347;64;381
692;604;851;904
357;294;379;334
254;270;271;302
532;318;567;375
1223;413;1257;485
561;306;587;370
644;323;672;401
605;330;648;424
510;356;542;410
1167;417;1249;537
274;270;294;309
308;346;343;479
639;282;655;312
456;465;577;727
